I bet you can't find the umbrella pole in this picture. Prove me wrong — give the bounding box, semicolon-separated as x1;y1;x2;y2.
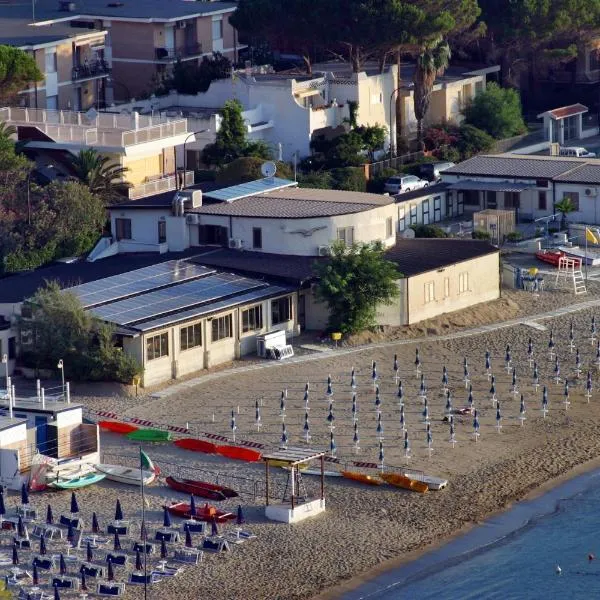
139;446;148;600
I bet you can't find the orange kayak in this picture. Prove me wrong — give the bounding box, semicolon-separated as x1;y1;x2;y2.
341;471;382;486
215;445;262;462
380;472;428;493
99;421;139;434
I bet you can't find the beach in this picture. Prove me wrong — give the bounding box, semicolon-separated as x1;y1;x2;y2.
17;284;600;600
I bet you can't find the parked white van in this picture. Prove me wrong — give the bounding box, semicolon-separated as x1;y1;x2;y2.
559;146;596;158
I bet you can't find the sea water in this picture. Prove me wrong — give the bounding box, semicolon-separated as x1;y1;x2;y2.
344;469;600;600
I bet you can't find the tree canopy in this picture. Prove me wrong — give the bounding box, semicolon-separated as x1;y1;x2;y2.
463;82;527;139
0;45;43;103
163;52;231;95
314;241;400;334
19;282;140;383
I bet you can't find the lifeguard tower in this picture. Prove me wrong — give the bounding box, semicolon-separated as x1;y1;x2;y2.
555;256;586;294
262;447;326;523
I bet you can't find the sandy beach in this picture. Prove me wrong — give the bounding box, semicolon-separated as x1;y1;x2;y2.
11;281;600;600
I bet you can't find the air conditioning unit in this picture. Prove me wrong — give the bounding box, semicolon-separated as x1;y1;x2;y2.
185;213;199;225
229;238;243;249
317;245;331;256
585;188;598;197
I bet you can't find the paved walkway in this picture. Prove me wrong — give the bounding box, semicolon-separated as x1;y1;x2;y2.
152;297;600;399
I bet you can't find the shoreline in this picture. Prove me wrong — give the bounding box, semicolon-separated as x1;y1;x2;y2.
314;454;600;600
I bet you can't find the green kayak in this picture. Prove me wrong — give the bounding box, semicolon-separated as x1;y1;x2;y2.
48;472;106;490
126;428;172;442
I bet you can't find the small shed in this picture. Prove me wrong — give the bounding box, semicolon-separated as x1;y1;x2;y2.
262;447;326;523
473;209;515;245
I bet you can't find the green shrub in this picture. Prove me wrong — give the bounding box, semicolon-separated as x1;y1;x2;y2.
330;167;367;192
216;157;293;185
435;146;461;163
367;167;397;193
472;229;491;240
457;124;494;159
505;231;523;242
297;171;334;189
411;224;449;238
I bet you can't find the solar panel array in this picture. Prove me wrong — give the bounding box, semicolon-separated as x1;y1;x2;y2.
204;177;297;203
70;260;215;308
135;285;293;332
90;272;268;326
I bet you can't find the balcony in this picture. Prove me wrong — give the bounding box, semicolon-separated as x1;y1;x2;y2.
72;60;111;82
154;43;203;62
127;170;194;200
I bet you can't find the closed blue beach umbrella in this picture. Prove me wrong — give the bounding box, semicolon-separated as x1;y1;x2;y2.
593;315;597;337
113;532;121;551
374;386;381;410
415;349;420;369
16;515;25;538
419;374;426;396
445;391;452;413
303;411;310;437
39;534;47;556
371;361;377;383
533;362;539;385
46;504;53;525
351;395;357;419
393;354;399;377
59;553;66;575
211;518;219;537
505;344;511;366
32;562;39;585
281;423;288;447
351;369;357;390
21;483;29;506
485;350;491;371
549;329;555;349
379;441;384;464
569;321;574;344
520;394;526;416
230;409;236;438
400;405;405;431
114;499;123;522
303;384;310;408
576;348;582;371
53;585;60;600
449;417;455;440
490;375;496;395
329;431;336;456
0;488;5;518
397;381;403;405
468;385;474;408
587;371;593;396
236;505;245;525
280;391;286;414
442;366;448;387
422;398;429;422
403;430;410;454
554;357;560;381
189;495;196;519
160;538;168;559
70;492;79;514
86;541;93;563
162;507;171;528
512;368;517;388
185;525;193;548
107;558;114;582
326;375;333;397
66;523;74;543
11;544;17;565
326;403;335;425
140;519;147;541
353;421;359;445
80;570;87;591
527;338;533;363
473;410;480;434
496;401;502;427
376;412;383;437
542;385;548;408
92;512;100;534
426;423;432;447
255;400;261;428
135;549;143;571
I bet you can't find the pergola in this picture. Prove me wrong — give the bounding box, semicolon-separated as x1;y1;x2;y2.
262;447;326;514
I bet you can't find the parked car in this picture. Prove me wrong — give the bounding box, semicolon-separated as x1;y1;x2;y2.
559;146;596;158
384;174;429;194
419;161;456;182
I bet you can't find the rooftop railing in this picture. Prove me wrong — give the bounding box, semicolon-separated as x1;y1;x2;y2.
128;170;194;199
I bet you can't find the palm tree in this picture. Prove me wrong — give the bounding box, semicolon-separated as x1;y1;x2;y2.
0;121;16;140
413;38;451;144
555;198;576;231
68;148;130;201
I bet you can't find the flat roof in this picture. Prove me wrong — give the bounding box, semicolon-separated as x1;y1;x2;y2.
0;416;27;432
448;180;536;192
194;187;392;219
262;447;325;465
385;239;499;277
0;18;105;48
0;399;82;415
538;104;588;120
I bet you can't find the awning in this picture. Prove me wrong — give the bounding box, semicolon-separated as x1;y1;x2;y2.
294;88;321;98
448;180;535;193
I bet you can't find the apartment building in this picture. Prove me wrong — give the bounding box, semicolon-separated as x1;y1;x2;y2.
0;0;239;107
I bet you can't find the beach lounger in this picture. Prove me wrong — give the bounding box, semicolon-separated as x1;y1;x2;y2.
105;552;128;566
106;522;129;536
16;505;38;521
132;541;155;555
52;575;80;590
129;572;160;585
18;590;51;600
0;553;13;567
96;581;125;597
151;562;182;579
181;520;206;534
154;529;180;543
201;537;231;553
13;536;31;549
59;515;83;529
173;548;202;565
33;556;57;570
32;525;63;540
80;563;105;578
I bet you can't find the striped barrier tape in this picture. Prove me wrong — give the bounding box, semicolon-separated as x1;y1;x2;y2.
166;425;190;434
352;461;379;469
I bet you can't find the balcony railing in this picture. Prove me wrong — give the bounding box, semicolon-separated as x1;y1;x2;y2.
72;60;111;81
154;43;203;61
128;170;194;199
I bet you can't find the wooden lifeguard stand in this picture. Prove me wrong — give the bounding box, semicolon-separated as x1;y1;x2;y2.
555;256;587;294
262;447;326;523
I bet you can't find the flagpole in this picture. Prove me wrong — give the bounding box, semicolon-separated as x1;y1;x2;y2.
140;446;148;600
585;229;589;283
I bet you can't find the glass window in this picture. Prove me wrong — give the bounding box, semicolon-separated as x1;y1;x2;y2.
590;49;600;71
538;191;547;210
252;227;262;249
45;51;57;74
337;227;354;245
504;192;520;209
463;190;480;206
386;217;393;238
410;205;418;225
398;206;406;231
242;305;263;333
146;332;168;361
212;18;223;40
211;314;232;342
115;218;132;241
486;191;497;208
158;220;166;244
459;272;469;294
563;191;580;211
180;323;201;351
272;296;292;325
424;281;435;304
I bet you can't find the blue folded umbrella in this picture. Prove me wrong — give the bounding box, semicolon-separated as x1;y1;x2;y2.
114;499;123;522
160;538;167;559
59;553;67;575
236;505;245;525
92;512;100;533
162;507;171;528
21;483;29;506
39;535;47;556
46;504;53;525
70;492;79;515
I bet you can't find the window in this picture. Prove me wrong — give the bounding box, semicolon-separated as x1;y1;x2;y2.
45;50;57;74
46;95;58;110
180;323;201;351
475;81;484;94
424;281;435;304
444;277;450;298
504;192;520;209
337;226;354;245
459;272;469;294
212;18;223;40
272;296;292;325
433;196;441;222
252;227;262;249
8;338;15;360
536;179;549;188
386;217;393;238
146;332;168;361
398;206;406;231
410;205;418;225
242;305;263;333
463;190;480;206
486;191;497;209
211;314;232;342
538;191;547;210
562;191;580;211
115;218;132;241
422;199;430;224
158;220;166;244
590;49;600;71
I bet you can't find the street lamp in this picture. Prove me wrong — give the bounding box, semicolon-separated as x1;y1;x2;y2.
57;359;65;398
180;129;210;190
1;354;7;400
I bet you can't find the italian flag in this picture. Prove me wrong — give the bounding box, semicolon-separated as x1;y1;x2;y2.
140;449;160;475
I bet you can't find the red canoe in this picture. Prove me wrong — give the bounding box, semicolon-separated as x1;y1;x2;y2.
165;476;238;501
215;445;261;462
164;502;236;522
174;438;218;454
99;421;139;434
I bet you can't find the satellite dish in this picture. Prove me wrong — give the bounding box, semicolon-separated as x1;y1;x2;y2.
261;161;277;178
400;228;415;239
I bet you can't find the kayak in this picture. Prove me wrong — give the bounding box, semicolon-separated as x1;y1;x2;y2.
341;471;382;486
215;445;261;462
126;429;172;442
380;472;428;493
165;476;238;500
99;421;139;434
174;438;218;454
95;464;156;486
164;502;236;523
48;472;106;490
